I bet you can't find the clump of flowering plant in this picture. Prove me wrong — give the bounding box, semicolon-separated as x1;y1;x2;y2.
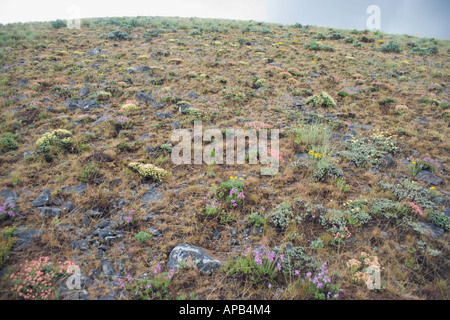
347;252;381;290
9;257;78;300
246;121;272;132
203;176;245;223
128;162;168;182
303;262;342;300
123;208;137;224
225;245;281;287
118;265;176;300
407;156;440;176
0;200;15;219
407;202;424;216
112;115;133;129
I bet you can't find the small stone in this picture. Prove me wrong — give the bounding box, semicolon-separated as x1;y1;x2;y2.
142;189;164;203
62;202;76;213
101;259;116;276
32;189;51;207
136;92;155;103
37;207;61;218
168;243;224;274
15;229;43;250
416;171;442;185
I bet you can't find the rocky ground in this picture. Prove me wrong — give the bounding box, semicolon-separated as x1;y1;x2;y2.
0;17;449;300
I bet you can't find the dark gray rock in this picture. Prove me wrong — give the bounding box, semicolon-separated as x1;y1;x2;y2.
295;153;310;161
69;239;89;250
171;121;180;129
414;118;430;124
444;208;450;218
416;222;444;239
188;91;198;99
86;209;102;218
17;79;29;87
154;111;172;119
136;92;155;103
381;155;395;169
62;183;87;195
79;86;90;98
32;189;51;207
86;47;102;56
82;216;90;228
147;227;161;237
308;72;320;78
168;243;224;274
138;134;151;140
1;189;18;205
62;202;76;213
15;229;43;250
64;99;99;112
101;259;115;275
37;207;62;218
415;171;442;185
142;189;164;203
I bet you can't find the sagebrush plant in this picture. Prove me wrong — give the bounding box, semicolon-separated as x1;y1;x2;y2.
9;257;78;300
312;158;343;182
343;199;371;227
267;201;294;230
128;162;168;182
340;137;386;168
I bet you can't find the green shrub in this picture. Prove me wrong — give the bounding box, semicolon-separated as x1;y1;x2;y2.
100;30;131;41
305;92;337;108
312;159;343;182
51;19;67;29
268;201;294;230
225;246;279;287
427;210;449;231
79;165;98;183
134;231;152;243
371;198;406;219
305;41;335;52
340;138;386;168
0;133;19;152
380;41;402;53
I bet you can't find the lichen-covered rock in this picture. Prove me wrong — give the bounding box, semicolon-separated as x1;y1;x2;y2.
168;243;224;274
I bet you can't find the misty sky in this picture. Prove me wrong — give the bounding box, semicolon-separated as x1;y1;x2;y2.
0;0;448;39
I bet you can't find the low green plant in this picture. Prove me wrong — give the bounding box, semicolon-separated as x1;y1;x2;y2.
267;201;294;231
128;162;168;182
134;231;152;243
119;266;175;300
225;245;279;287
305;92;337;108
380;41;402;53
0;226;17;268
